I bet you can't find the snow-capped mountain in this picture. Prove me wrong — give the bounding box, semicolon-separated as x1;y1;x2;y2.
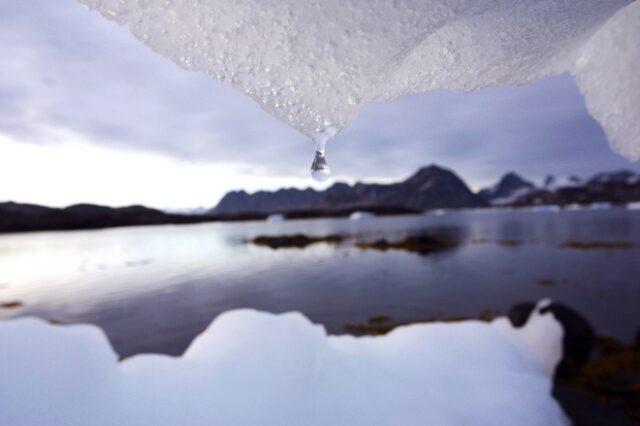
542;175;583;191
512;170;640;207
587;170;640;185
480;170;640;207
478;173;536;206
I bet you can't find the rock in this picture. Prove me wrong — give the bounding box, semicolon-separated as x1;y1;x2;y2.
0;301;23;309
355;234;458;255
508;302;595;377
251;234;344;249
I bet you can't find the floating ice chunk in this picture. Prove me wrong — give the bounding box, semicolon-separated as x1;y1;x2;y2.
627;201;640;210
349;211;375;220
266;213;285;223
77;0;638;159
0;307;568;425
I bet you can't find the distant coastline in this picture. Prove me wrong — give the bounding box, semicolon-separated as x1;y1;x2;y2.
0;202;423;234
2;165;640;234
213;165;640;215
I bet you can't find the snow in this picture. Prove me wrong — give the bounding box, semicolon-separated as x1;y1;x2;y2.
490;186;536;206
543;175;584;191
77;0;639;160
492;299;563;377
0;305;567;425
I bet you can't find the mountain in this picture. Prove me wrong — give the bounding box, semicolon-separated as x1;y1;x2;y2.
215;188;324;214
213;165;486;214
478;172;536;205
4;167;639;234
511;170;640;207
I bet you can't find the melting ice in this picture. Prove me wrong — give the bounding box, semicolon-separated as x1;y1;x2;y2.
78;0;639;162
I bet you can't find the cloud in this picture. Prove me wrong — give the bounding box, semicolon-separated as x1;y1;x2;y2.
0;0;638;207
0;0;306;171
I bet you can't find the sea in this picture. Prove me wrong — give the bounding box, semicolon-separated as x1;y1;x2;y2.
1;207;639;357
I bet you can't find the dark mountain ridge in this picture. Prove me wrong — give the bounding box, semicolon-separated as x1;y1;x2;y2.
215;165;486;214
0;202;263;234
3;167;640;234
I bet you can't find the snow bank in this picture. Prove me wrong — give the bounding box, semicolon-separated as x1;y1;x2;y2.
0;304;567;425
77;0;639;159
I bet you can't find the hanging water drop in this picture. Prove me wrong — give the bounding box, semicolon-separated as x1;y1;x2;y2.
311;150;330;182
310;127;337;182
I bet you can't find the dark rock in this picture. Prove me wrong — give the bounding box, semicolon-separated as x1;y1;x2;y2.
0;300;23;309
553;384;638;426
508;302;596;377
355;234;458;255
560;241;635;250
251;234;344;249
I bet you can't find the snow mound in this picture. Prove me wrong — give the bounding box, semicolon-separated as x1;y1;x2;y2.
0;305;567;425
77;0;639;159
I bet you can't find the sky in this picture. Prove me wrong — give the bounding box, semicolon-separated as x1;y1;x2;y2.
1;0;639;209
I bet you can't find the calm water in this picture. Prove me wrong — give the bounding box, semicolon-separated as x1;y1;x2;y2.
1;208;639;357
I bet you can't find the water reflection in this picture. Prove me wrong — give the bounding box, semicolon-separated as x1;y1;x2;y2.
0;209;639;357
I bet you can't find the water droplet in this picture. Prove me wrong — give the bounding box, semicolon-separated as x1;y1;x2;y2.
311;150;330;182
310;127;337;182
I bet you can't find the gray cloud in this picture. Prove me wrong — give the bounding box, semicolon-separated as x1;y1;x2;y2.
1;0;639;192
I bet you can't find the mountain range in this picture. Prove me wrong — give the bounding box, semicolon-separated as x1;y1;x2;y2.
2;165;639;233
213;165;640;214
215;165;485;214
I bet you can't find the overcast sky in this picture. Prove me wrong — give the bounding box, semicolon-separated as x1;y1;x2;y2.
1;0;638;209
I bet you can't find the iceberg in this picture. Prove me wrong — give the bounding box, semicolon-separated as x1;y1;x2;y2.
266;213;285;222
77;0;639;160
349;210;375;220
0;304;566;425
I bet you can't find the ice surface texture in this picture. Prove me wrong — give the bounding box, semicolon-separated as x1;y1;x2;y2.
77;0;639;160
0;306;566;425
